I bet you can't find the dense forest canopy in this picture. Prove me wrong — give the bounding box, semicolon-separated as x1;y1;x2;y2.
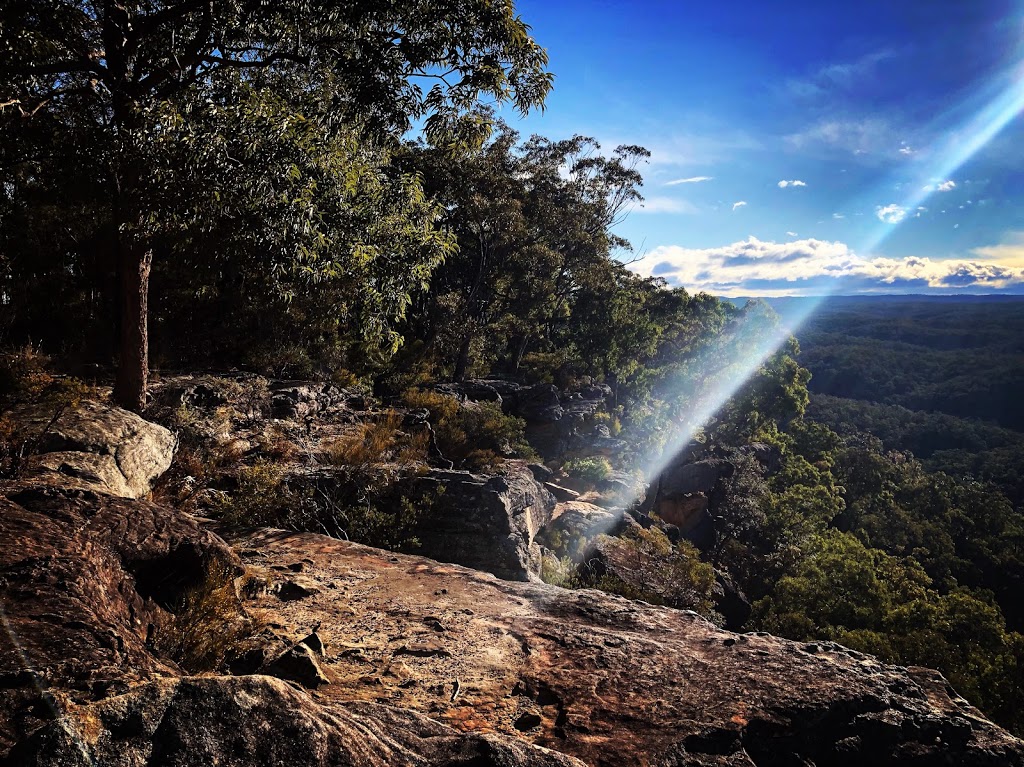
3;0;1024;739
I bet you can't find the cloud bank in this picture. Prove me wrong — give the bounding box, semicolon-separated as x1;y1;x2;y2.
629;236;1024;296
777;179;807;188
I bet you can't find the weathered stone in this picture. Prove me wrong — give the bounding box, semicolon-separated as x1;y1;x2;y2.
659;458;734;498
14;400;175;498
656;492;709;531
0;484;239;753
5;676;585;767
264;643;329;689
225;529;1024;767
543;481;580;502
277;576;322;601
410;463;556;581
270;381;346;419
538;502;621;558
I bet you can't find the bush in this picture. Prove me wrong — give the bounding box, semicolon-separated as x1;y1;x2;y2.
563;456;612;483
321;409;429;467
585;528;718;615
217;459;289;527
401;389;535;470
152;560;265;673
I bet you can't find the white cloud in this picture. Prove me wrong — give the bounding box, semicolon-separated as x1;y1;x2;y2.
786;231;799;237
628;236;1024;296
876;204;907;224
777;179;807;188
636;196;700;215
785;117;899;158
732;201;747;211
899;145;915;155
833;213;845;220
972;231;1024;267
938;180;957;192
665;176;713;186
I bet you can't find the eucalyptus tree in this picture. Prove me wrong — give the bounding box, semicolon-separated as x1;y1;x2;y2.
1;0;551;409
411;125;648;381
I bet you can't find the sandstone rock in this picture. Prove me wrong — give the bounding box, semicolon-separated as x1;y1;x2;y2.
5;675;585;767
271;381;346;419
277;576;322;601
544;481;580;502
0;484;239;753
659;457;734;498
656;491;710;531
410;463;556;581
227;528;1024;767
539;502;621;559
16;400;175;498
264;643;329;689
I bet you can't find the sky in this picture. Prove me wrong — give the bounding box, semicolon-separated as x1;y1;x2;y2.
500;0;1024;296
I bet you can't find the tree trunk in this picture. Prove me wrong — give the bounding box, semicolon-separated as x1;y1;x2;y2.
453;333;472;382
112;239;152;412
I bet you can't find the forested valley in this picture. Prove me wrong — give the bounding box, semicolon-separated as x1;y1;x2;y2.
2;0;1023;750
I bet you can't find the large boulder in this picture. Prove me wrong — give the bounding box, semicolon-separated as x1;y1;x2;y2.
16;400;175;498
225;529;1024;767
0;484;239;753
411;463;556;581
538;501;622;559
659;457;734;497
5;675;584;767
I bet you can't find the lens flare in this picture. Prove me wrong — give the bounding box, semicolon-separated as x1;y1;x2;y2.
862;61;1024;255
630;57;1024;502
0;604;96;764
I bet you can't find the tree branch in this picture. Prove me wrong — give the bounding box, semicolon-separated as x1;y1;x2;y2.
0;59;103;77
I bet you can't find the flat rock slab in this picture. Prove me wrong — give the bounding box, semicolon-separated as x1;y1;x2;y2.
228;528;1024;767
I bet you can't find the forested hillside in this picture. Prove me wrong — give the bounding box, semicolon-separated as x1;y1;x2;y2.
2;0;1024;746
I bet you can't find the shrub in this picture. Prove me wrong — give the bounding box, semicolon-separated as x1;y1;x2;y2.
152;560;264;673
401;389;535;470
217;459;289;526
321;409;428;467
585;528;718;615
563;456;612;483
593;411;622;436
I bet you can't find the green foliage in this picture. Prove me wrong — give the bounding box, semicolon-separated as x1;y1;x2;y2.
586;528;718;615
401;389;534;470
563;456;613;483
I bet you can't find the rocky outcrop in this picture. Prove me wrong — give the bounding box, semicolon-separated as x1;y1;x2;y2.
225;528;1024;767
6;675;584;767
0;483;238;753
14;400;175;498
3;396;1022;767
441;379;617;460
410;463;556;581
538;501;622;559
270;380;351;419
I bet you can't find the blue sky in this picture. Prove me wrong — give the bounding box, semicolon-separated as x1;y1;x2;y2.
501;0;1024;295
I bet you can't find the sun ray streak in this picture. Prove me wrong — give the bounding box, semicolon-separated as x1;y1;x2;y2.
0;603;97;765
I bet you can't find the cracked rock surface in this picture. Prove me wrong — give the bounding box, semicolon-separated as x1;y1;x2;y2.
14;401;176;498
228;528;1024;767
